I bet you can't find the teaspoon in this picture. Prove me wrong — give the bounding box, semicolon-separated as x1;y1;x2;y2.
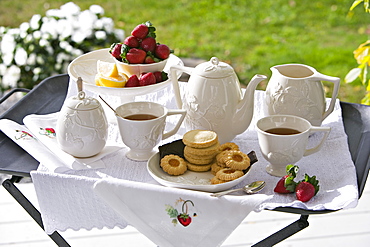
211;181;266;197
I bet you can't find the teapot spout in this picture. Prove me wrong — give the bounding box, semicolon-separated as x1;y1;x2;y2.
233;74;267;135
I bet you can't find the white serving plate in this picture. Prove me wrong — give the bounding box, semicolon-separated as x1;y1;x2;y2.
147;152;251;192
67;48;183;97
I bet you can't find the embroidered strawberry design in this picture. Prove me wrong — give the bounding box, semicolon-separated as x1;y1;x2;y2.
165;199;195;227
15;130;35;140
177;200;194;227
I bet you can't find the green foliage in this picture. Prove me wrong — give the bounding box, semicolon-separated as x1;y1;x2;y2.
345;0;370;105
1;0;369;103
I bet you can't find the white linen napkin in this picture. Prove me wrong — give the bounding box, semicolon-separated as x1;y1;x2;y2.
93;178;270;247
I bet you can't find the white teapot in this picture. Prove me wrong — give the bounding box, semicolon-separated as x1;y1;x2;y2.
170;57;266;143
56;78;108;157
265;64;340;126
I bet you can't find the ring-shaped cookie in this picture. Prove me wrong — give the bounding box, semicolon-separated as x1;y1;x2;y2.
216;168;244;181
218;142;239;152
211;162;223;175
210;176;227;184
187;162;212;172
216;150;233;165
224;150;250;170
160;155;187;175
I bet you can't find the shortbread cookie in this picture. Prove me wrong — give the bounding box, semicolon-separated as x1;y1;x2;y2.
184;148;216;161
184;152;214;165
187;162;212;172
216;168;244;181
218;142;239;152
160;155;187;175
182;130;218;148
184;142;220;156
224;150;251;170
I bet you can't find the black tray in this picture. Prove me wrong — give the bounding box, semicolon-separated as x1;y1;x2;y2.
0;74;69;177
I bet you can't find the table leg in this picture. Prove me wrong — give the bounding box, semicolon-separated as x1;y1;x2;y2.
2;177;71;247
252;215;309;246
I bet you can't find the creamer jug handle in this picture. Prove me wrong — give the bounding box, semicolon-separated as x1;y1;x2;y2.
313;74;340;121
170;65;193;109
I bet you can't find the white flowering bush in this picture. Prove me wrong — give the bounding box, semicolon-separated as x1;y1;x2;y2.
0;2;124;92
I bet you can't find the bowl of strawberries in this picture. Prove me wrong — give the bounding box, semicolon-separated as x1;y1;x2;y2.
67;21;183;97
111;21;171;77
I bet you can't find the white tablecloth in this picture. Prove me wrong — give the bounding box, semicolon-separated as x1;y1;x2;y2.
26;81;357;246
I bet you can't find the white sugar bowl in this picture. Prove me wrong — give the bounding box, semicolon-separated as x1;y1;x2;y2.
56;79;108;157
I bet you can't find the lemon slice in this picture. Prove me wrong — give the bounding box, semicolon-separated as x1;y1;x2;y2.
95;60;128;87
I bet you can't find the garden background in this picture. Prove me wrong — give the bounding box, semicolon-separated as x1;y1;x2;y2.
1;0;369;103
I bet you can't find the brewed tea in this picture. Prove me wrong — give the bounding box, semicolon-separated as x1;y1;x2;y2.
265;127;300;135
124;114;157;121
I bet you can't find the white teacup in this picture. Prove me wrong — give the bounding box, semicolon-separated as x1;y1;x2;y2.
256;115;331;177
116;101;186;161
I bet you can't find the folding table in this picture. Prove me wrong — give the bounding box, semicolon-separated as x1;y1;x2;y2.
1;74;369;247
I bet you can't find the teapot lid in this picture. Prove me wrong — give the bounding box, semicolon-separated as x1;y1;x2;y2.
194;57;235;78
64;91;101;110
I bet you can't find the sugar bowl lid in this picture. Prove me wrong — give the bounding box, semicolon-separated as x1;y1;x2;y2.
193;57;235;78
64;77;101;110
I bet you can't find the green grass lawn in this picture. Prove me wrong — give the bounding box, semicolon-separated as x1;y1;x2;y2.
1;0;369;103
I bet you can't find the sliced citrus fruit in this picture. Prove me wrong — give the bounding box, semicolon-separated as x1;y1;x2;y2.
97;60;120;77
95;60;128;87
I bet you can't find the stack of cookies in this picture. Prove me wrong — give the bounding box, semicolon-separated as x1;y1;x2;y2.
159;130;252;185
182;130;220;172
210;143;251;184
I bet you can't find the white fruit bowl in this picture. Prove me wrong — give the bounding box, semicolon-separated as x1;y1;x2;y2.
115;56;168;77
67;48;183;97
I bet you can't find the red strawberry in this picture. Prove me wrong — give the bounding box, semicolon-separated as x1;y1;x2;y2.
295;174;320;202
144;56;155;64
153;71;168;83
109;43;122;60
125;75;140;87
131;24;149;39
141;37;157;52
124;36;139;48
155;44;171;60
177;213;191;227
139;72;156;86
126;48;146;64
274;165;299;194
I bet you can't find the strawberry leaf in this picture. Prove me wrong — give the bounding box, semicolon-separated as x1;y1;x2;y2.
284;175;297;192
144;21;156;38
302;174;320;195
120;44;130;63
286;164;299;177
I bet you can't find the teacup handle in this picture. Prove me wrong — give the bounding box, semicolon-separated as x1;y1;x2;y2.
312;73;340;121
303;126;331;156
162;109;187;140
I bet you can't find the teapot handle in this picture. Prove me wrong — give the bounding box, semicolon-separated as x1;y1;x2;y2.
170;65;194;109
313;74;340;121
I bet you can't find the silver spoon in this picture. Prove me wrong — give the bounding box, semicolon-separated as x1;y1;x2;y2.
98;95;123;118
211;181;266;197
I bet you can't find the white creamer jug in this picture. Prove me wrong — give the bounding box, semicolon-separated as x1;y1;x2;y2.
56;78;108;157
265;64;340;126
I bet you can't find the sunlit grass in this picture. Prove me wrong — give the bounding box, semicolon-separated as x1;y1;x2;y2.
1;0;369;103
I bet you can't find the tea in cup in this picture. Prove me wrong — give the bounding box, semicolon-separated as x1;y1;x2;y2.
116;101;186;161
256;115;331;177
